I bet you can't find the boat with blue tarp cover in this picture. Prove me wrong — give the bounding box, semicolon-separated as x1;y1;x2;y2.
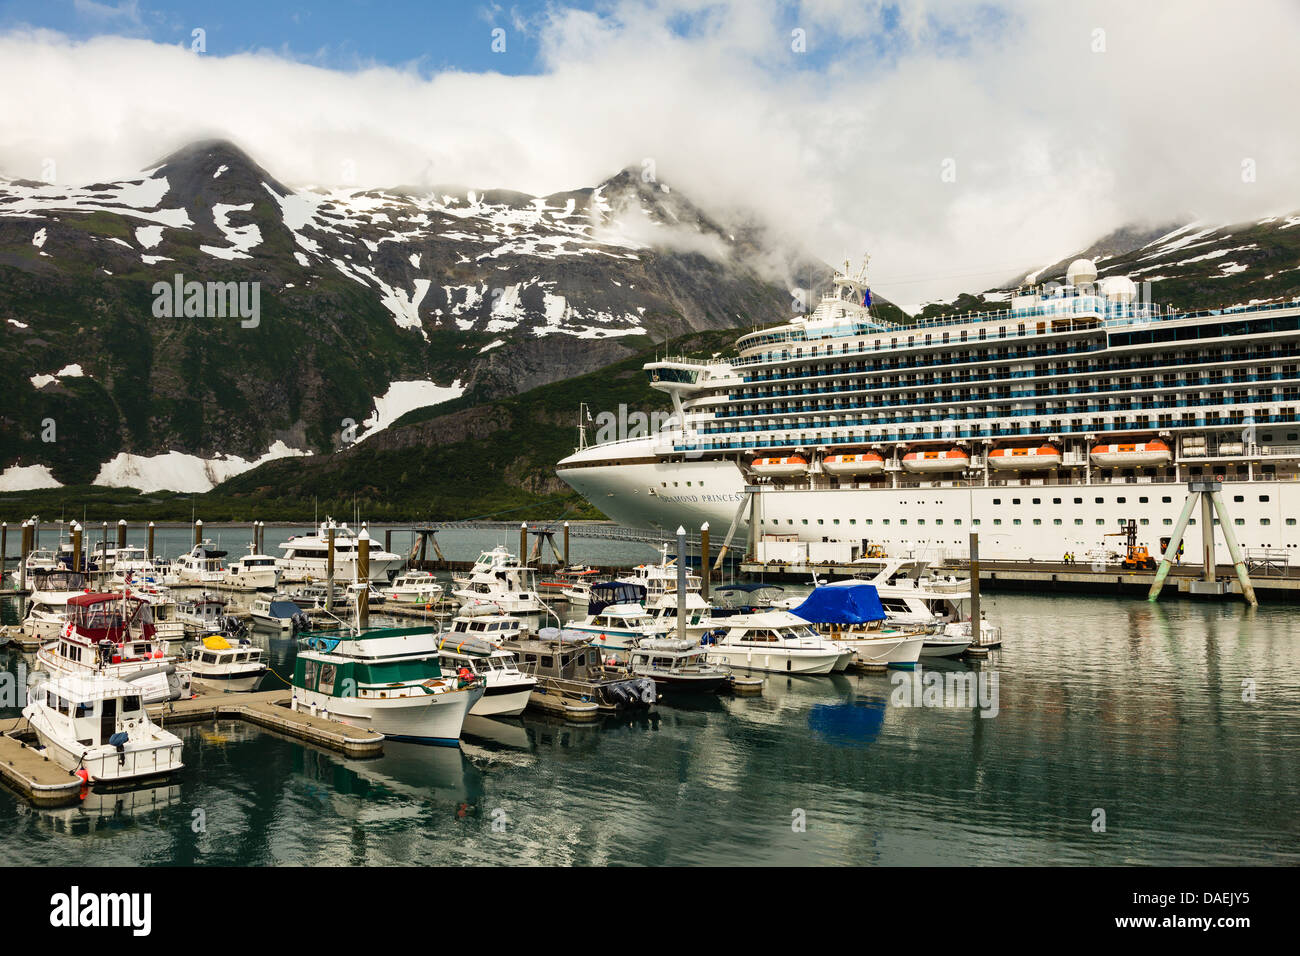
790;584;925;669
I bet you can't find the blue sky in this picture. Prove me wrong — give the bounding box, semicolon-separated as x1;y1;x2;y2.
0;0;565;74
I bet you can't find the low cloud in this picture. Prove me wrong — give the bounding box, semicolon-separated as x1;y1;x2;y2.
1;0;1297;305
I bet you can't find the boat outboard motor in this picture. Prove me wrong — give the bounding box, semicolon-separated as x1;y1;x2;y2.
607;682;631;705
634;678;657;705
108;730;129;765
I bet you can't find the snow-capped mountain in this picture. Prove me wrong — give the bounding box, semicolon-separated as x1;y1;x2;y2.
0;140;821;491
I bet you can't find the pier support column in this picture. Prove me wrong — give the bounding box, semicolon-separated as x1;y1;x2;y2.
1201;492;1215;583
326;523;336;612
194;519;203;548
746;487;759;562
147;522;156;561
520;523;528;564
1148;492;1197;601
676;526;688;642
968;532;981;647
700;522;710;602
563;522;570;567
117;519;127;551
1209;491;1258;607
357;530;371;629
71;522;82;573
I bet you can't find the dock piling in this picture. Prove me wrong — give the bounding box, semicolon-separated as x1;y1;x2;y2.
194;519;202;547
563;521;570;567
147;521;155;560
700;522;710;602
357;528;371;629
71;522;82;573
676;525;688;642
326;522;336;612
117;518;127;550
520;523;527;565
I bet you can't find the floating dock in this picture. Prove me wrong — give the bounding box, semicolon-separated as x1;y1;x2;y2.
740;558;1300;601
0;689;383;808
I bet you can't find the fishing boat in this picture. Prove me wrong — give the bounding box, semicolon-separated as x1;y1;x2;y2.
703;610;847;675
501;630;657;717
433;634;537;717
223;545;282;590
183;635;267;693
627;637;732;693
385;570;444;605
562;581;667;660
33;591;190;703
174;541;228;586
23;674;184;784
791;583;924;669
292;626;485;744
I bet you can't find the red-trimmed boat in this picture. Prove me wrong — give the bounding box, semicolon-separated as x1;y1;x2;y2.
34;591;191;703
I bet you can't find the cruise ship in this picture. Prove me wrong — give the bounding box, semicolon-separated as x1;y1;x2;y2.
557;258;1300;565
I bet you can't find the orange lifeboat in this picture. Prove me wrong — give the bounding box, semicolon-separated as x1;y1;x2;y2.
750;455;808;477
1089;439;1173;468
822;453;886;476
988;443;1062;470
901;448;969;473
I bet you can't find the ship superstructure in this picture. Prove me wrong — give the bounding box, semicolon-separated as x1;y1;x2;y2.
557;258;1300;563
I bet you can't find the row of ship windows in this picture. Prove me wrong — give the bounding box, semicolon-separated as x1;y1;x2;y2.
768;516;1290;527
737;345;1298;386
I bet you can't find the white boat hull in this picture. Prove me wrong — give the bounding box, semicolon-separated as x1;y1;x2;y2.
293;685;481;744
24;716;183;783
705;645;840;675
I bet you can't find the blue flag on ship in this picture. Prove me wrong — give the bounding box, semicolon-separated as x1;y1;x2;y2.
862;288;872;307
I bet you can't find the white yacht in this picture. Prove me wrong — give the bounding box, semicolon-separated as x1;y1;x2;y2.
9;548;59;587
557;257;1300;566
442;604;526;644
23;674;184;784
562;582;667;661
644;590;716;641
176;593;242;639
704;610;848;675
19;570;90;642
34;591;190;703
628;637;732;693
223;546;282;590
452;546;514;589
183;635;267;693
842;560;996;654
292;625;485;744
107;546;157;583
452;563;547;615
277;521;404;583
174;541;228;586
618;543;703;602
250;596;307;633
383;570;444;605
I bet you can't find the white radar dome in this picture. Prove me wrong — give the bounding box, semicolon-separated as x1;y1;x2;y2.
1066;258;1098;286
1099;275;1137;303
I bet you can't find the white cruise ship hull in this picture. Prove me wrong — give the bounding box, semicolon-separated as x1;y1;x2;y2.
559;448;1300;565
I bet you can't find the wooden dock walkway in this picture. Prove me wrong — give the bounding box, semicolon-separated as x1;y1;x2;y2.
0;689;383;808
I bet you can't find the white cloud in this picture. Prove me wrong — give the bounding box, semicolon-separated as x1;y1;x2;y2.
1;1;1298;303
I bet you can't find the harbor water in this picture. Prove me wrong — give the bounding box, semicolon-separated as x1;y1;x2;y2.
1;530;1296;865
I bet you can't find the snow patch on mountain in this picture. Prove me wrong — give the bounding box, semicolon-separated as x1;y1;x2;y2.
354;379;465;443
93;440;310;493
0;464;62;491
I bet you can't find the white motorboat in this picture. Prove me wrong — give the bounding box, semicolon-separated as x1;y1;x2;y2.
18;570;91;642
34;591;190;703
442;604;526;644
223;545;282;589
183;635;267;693
628;637;732;693
452;546;514;589
384;570;444;605
838;559;1001;652
8;548;60;587
432;634;536;717
292;625;485;744
618;543;703;603
174;541;228;586
561;582;667;661
644;590;716;642
704;610;846;675
276;520;404;583
791;582;925;669
452;562;547;615
176;593;242;639
23;674;184;784
250;596;308;633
